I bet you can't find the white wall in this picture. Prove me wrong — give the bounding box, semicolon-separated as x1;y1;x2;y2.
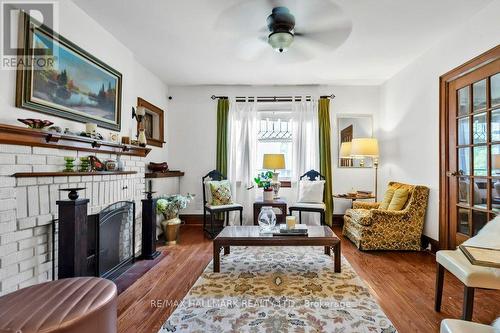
167;85;380;214
0;0;169;167
378;0;500;240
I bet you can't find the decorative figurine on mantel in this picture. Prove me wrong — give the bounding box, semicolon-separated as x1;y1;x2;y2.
63;157;75;172
132;106;147;147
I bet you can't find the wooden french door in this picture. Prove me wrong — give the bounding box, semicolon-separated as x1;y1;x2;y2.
445;51;500;248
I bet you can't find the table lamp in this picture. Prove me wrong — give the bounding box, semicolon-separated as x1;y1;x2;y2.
351;138;379;198
263;153;285;199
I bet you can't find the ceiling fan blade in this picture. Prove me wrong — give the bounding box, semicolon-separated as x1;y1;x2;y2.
236;37;268;61
292;0;349;32
294;20;352;50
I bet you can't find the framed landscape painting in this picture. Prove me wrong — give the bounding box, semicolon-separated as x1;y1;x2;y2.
16;13;122;131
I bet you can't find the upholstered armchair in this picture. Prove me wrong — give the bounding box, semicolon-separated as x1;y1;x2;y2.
342;182;429;250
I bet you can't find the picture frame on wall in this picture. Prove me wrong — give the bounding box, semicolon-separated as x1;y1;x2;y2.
136;97;165;147
16;12;122;131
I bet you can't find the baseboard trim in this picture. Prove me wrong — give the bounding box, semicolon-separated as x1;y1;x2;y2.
179;214;203;225
421;235;439;254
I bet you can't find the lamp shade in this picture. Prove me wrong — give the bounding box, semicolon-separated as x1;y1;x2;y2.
350;138;379;157
339;142;352;158
263;154;285;170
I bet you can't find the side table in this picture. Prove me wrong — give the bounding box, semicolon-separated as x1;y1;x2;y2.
253;198;287;225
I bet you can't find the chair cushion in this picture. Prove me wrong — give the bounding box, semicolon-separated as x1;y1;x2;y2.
436;250;500;289
379;187;395;210
205;203;242;210
289;202;326;210
440;319;496;333
297;180;325;203
388;188;409;211
209;180;233;205
345;209;372;226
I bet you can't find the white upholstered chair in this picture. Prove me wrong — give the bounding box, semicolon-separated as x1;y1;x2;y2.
440;319;499;333
435;218;500;321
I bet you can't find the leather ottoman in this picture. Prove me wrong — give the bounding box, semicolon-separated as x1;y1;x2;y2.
0;277;117;333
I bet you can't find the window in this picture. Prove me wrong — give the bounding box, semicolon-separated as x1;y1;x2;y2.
255;107;293;180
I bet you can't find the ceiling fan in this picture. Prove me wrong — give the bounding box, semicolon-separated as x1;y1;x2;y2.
216;0;352;62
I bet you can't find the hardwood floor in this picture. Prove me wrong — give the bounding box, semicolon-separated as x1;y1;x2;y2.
118;225;500;333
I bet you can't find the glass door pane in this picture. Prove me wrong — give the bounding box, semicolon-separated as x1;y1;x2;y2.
491;73;500;107
458;86;470;116
473;79;487;111
457;207;470;235
473;146;487;176
458;117;470;145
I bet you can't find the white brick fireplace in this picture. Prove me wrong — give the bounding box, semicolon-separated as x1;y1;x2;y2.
0;144;146;295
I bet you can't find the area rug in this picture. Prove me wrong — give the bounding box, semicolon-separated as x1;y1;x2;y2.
159;246;397;333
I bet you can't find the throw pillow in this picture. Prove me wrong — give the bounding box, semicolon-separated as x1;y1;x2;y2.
297;180;325;203
379;187;395;210
388;189;409;211
209;180;233;206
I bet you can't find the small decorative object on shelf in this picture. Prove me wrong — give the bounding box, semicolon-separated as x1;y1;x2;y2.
258;206;276;232
59;187;85;200
88;155;105;171
148;162;169;173
17;118;53;130
132;106;147;147
85;122;97;135
121;136;131;144
79;157;90;172
254;171;274;201
286;215;296;229
105;159;117;171
63;157;75;172
116;155;124;171
47;125;62;133
109;132;119;143
157;194;194;245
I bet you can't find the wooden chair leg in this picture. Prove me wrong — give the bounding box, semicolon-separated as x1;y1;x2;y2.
210;212;215;238
462;287;475;321
434;263;445;312
203;209;207;231
299;211;302;224
321;211;325;226
239;209;243;225
225;211;229;226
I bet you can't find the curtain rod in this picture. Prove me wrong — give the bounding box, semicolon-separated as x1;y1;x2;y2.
210;94;335;102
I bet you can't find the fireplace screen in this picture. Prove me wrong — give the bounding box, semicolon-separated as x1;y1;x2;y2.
98;201;135;278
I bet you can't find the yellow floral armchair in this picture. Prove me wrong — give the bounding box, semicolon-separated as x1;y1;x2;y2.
342;182;430;250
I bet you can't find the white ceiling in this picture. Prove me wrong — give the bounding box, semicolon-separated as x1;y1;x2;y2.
72;0;493;86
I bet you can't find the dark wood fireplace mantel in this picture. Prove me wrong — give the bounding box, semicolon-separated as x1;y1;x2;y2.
0;124;151;157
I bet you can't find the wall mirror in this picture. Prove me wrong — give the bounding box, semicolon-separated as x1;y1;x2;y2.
337;114;373;168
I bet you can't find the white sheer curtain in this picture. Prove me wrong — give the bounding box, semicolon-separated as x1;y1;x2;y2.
290;98;320;225
227;98;258;225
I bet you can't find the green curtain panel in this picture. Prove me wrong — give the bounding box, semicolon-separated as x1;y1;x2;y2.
216;98;229;176
318;98;333;226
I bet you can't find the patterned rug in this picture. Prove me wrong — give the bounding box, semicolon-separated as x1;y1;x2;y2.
159;246;397;333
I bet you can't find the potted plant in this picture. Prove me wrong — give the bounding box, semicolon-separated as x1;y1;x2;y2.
156;194;194;245
254;171;274;201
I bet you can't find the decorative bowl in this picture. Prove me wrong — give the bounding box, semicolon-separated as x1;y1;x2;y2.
18;118;54;129
149;162;169;173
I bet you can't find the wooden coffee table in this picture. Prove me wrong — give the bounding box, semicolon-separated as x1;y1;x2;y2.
213;226;341;273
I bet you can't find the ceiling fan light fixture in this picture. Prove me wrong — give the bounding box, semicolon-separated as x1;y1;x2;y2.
268;31;294;53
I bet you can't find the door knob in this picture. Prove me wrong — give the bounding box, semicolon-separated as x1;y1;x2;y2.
447;170;464;177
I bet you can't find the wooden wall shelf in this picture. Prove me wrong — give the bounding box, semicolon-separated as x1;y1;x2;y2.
13;171;137;178
0;124;151;157
145;171;185;178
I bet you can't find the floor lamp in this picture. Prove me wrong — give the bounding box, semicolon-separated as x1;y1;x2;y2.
351;138;380;199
